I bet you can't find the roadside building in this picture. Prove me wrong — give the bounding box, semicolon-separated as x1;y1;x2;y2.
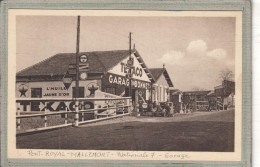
182;90;211;101
214;80;235;108
206;90;218;111
169;89;183;113
149;65;174;103
16;49;155;112
182;90;211;112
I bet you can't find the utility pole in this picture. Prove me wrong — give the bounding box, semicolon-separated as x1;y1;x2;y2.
128;32;132;97
75;15;80;127
129;32;132;55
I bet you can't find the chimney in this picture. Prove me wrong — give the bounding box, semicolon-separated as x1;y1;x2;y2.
163;64;165;69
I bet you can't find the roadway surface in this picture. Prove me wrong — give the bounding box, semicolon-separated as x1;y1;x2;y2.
17;109;234;151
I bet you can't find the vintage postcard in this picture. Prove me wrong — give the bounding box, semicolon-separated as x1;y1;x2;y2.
0;1;251;167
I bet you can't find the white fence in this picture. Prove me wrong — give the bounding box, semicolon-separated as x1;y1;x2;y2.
16;97;132;134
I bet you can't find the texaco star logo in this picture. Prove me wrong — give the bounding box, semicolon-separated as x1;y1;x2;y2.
87;82;99;96
88;85;99;96
18;84;28;97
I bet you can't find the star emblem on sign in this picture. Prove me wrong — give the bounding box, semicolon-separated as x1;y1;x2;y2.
88;85;98;96
18;84;28;97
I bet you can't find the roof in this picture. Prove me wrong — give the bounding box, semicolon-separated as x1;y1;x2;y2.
17;50;130;77
207;90;216;96
214;80;235;97
17;50;155;83
183;90;211;96
149;68;174;87
149;68;165;81
214;85;223;90
132;50;155;82
170;89;182;95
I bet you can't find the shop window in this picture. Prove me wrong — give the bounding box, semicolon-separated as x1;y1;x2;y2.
162;87;165;102
146;90;150;101
164;88;166;101
106;87;116;95
31;88;42;98
72;87;85;98
159;86;163;102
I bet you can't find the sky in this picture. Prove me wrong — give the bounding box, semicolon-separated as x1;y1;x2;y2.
16;15;236;91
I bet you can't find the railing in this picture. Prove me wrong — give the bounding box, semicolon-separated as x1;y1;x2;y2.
16;97;132;134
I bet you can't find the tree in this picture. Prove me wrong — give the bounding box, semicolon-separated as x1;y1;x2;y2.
218;68;234;83
191;87;207;91
216;69;235;107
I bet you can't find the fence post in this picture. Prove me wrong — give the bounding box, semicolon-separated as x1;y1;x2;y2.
65;105;68;124
107;104;109;117
128;99;131;114
115;101;118;115
81;112;84;122
74;100;79;127
115;103;117;116
44;104;47;127
123;99;126;115
122;100;125;115
80;101;84;122
94;109;98;119
17;102;21;130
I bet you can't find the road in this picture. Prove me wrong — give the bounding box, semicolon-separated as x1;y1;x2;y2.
17;109;234;151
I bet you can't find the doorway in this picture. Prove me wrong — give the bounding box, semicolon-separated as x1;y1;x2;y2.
132;89;139;107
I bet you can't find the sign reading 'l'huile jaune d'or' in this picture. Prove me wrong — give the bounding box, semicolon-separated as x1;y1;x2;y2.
43;87;70;97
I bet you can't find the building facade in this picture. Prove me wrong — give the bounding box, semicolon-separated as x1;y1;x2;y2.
169;89;182;113
149;66;174;103
214;80;235;107
16;49;155;112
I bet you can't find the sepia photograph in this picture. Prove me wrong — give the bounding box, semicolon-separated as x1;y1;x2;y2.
5;9;245;163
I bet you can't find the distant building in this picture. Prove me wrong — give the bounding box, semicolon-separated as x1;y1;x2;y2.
149;65;174;103
182;90;211;102
169;89;182;113
207;90;217;101
215;80;235;97
214;80;235;107
182;90;211;112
